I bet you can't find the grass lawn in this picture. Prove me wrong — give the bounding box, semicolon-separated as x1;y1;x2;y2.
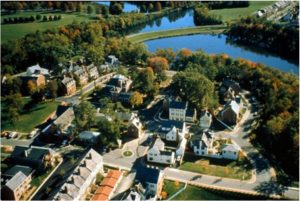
163;180;249;200
1;11;96;43
127;25;227;43
179;154;252;180
209;1;275;22
1;99;60;133
31;166;56;187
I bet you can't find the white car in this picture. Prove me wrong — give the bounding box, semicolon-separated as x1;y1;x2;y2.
29;128;40;138
9;132;18;138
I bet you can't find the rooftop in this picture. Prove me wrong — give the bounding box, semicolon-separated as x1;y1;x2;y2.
169;100;187;110
4;165;33;177
5;171;27;191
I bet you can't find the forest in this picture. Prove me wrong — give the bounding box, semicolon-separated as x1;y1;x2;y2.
226;17;299;62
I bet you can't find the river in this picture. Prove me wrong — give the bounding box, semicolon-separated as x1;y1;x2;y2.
126;6;298;74
144;34;298;74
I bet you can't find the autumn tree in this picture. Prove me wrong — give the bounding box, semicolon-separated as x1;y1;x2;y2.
133;67;155;95
147;56;169;83
129;91;143;108
155;2;162;11
155;48;176;64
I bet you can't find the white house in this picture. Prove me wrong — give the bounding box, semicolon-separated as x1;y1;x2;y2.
147;137;175;165
190;130;214;156
157;120;186;142
169;100;187;121
199;110;212;129
78;131;101;144
221;143;241;160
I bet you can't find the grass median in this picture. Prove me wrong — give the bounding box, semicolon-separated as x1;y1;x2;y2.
127;25;227;43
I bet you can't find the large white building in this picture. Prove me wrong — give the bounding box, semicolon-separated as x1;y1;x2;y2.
53;149;103;201
169;100;188;121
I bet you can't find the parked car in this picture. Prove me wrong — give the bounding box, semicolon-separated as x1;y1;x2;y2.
29;128;40;138
9;132;18;138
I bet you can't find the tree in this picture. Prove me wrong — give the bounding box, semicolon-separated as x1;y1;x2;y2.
101;6;109;16
147;56;169;73
42;16;48;21
87;5;93;14
74;101;96;131
76;3;83;12
155;48;176;64
133;67;155;94
172;72;216;110
155;2;162;11
109;3;123;15
98;118;120;146
178;48;192;58
129;91;143;108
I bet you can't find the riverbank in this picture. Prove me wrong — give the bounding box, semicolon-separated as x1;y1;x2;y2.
127;25;227;43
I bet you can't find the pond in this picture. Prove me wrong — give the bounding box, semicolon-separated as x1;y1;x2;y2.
97;2;139;13
139;9;195;33
144;34;299;75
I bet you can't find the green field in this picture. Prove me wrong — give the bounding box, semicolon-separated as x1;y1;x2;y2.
1;99;60;133
128;25;226;43
179;157;252;180
163;180;246;200
1;11;96;43
209;1;275;22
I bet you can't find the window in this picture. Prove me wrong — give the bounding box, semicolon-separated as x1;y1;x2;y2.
167;159;170;163
149;157;153;160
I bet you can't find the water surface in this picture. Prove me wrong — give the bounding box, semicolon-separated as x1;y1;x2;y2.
144;34;299;74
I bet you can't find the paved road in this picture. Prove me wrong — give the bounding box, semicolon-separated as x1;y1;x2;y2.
1;137;33;147
56;72;115;105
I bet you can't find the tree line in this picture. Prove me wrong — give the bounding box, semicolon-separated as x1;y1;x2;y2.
193;5;222;26
2;14;61;24
226;17;299;62
202;1;249;9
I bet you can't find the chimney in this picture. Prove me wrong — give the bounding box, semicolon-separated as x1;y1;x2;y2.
24;150;28;157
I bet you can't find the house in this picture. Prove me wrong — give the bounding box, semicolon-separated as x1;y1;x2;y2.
108;74;132;92
127;117;144;139
92;170;123;201
190;130;214;156
10;146;54;171
168;99;197;122
185;108;197;123
122;187;144;201
220;79;241;99
85;64;99;80
134;167;164;200
157;120;186;142
26;64;50;78
100;64;110;72
42;106;75;137
147;137;175;165
61;76;76;96
20;74;46;90
53;149;103;201
169;100;187;121
78;131;101;144
221;143;241;160
1;165;33;201
199;110;212;130
219;100;240;126
107;55;119;67
73;66;88;86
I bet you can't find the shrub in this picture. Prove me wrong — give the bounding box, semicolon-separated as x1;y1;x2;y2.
43;16;48;21
36;14;42;20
